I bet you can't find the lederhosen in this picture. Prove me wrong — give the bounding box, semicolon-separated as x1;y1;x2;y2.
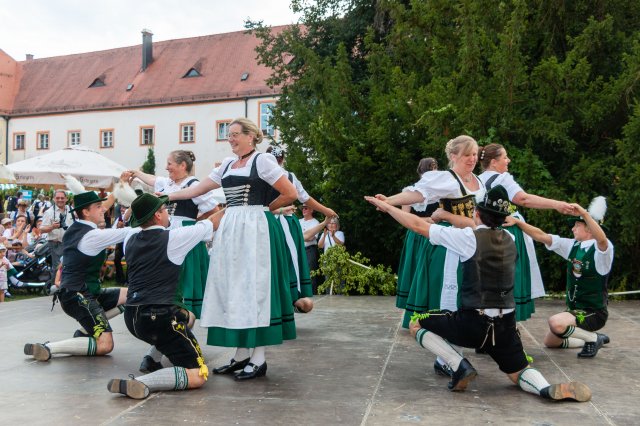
418;228;529;374
58;222;120;338
124;229;205;369
564;242;609;332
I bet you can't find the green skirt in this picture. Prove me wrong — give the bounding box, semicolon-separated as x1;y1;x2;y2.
206;212;296;347
505;225;536;321
174;220;210;318
396;230;428;309
282;215;313;301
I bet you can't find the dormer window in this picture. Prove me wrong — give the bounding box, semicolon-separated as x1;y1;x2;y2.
89;78;105;88
183;68;201;78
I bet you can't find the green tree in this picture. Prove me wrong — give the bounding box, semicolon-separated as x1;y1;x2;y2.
250;0;640;292
141;147;156;175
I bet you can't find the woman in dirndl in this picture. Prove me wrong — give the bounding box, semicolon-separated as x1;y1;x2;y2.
477;143;572;321
266;146;337;313
168;118;298;380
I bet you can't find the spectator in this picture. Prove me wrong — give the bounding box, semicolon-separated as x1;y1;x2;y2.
40;190;74;287
31;194;45;219
27;217;46;246
2;217;14;240
318;217;345;253
12;199;33;226
6;191;22;215
300;205;325;294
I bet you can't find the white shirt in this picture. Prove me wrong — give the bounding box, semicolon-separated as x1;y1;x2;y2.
75;220;132;256
300;217;320;247
407;170;486;205
154;176;219;217
322;230;345;253
478;171;524;201
123;221;214;265
41;204;74;242
546;235;614;276
209;152;283;186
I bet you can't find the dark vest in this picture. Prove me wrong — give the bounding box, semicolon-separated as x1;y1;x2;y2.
61;222;107;295
165;178;199;219
125;228;181;306
266;170;294;205
565;241;609;310
460;228;517;309
221;154;273;207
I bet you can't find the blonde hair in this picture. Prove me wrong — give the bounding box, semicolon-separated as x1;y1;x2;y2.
445;135;478;168
230;118;264;146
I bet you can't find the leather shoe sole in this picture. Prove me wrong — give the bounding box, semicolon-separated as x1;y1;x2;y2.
213;357;250;375
545;382;592;402
24;343;51;361
108;379;150;400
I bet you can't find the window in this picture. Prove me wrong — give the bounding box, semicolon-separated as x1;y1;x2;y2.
216;120;231;141
100;129;114;148
140;126;154;146
13;133;25;150
89;78;105;88
259;101;276;137
180;123;195;143
68;131;81;146
37;131;50;150
183;68;201;78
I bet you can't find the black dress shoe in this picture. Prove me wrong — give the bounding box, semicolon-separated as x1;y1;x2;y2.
73;329;89;338
433;360;453;377
577;334;606;358
213;357;250;375
597;333;610;345
235;362;267;380
139;355;163;374
447;358;477;391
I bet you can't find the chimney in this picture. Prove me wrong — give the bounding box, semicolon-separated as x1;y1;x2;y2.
26;54;34;61
141;29;153;71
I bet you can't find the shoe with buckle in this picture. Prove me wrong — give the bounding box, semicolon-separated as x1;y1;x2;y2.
433;360;453;377
24;342;51;361
213;357;250;375
447;358;477;391
235;362;267;380
577;334;607;358
108;376;150;400
139;355;163;374
541;382;592;402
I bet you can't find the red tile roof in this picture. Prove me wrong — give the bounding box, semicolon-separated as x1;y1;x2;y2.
0;49;21;114
6;27;286;116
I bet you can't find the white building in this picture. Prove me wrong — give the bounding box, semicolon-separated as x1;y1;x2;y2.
0;28;283;182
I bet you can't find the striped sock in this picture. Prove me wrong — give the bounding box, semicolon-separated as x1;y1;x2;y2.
559;326;597;343
561;337;584;348
47;337;97;356
518;368;550;396
136;367;189;392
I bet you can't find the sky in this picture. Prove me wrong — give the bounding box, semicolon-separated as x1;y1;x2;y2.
0;0;301;60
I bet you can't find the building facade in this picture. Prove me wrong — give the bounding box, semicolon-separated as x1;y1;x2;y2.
0;28;282;181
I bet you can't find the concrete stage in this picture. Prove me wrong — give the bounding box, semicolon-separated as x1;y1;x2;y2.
1;296;637;425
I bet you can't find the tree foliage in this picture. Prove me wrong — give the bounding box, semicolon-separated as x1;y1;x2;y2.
249;0;640;292
141;147;156;175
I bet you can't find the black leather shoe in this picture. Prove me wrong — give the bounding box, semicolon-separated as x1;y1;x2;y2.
577;334;606;358
433;360;453;377
597;333;610;345
73;329;89;338
235;362;267;380
213;357;250;375
139;355;163;374
447;358;477;391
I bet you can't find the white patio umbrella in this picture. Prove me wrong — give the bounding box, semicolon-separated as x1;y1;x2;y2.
7;145;126;190
0;164;17;184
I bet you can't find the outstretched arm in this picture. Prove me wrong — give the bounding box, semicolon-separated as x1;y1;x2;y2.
269;176;298;211
512;191;573;214
304;218;327;241
304;197;337;219
504;216;552;246
168;177;220;201
375;191;425;207
431;208;475;229
125;170;157;187
365;196;432;238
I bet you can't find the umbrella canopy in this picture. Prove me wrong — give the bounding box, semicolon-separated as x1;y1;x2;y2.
0;164;17;184
8;146;126;190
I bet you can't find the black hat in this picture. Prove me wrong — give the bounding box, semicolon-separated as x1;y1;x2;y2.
130;193;169;227
70;191;107;213
476;185;512;217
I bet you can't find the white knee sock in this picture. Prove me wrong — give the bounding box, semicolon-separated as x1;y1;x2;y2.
47;337;98;356
233;347;250;361
561;337;584;348
146;346;163;362
416;329;463;371
560;326;597;343
517;367;550;396
244;346;266;372
137;366;189;392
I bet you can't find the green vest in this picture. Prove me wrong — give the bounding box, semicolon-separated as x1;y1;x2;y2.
565;241;608;310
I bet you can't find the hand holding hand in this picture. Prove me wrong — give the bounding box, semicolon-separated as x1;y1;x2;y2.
555;201;574;215
365;195;389;212
568;203;586;217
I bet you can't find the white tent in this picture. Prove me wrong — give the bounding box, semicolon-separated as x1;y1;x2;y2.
7;146;126;190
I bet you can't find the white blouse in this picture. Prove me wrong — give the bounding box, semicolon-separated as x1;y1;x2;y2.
209;152;283;186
